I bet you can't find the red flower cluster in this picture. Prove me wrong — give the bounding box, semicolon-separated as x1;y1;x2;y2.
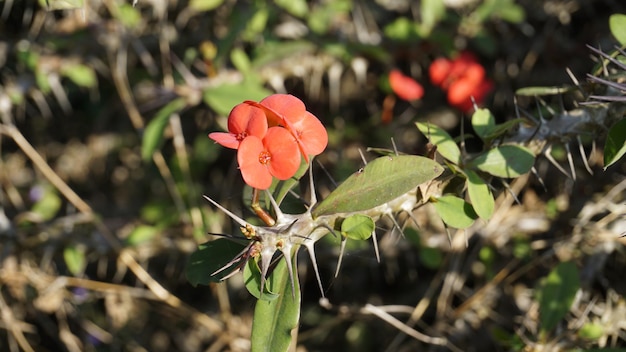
209;94;328;190
388;69;424;101
429;51;493;113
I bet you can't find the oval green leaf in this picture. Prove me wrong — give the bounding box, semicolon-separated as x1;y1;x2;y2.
63;245;86;276
142;98;186;161
125;225;159;246
341;214;374;241
251;255;300;352
536;261;580;333
244;259;280;301
465;170;494;220
185;239;249;286
468;145;535;178
471;108;496;142
312;155;444;217
203;82;272;116
432;195;477;229
610;14;626;46
604;118;626;170
416;122;461;164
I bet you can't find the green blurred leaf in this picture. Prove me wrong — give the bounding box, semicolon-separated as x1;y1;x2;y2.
274;0;308;17
465;170;494;220
578;322;604;341
244;259;280;301
536;261;580;333
125;225;159;246
419;0;446;36
416;122;461;164
40;0;83;10
114;4;141;29
230;47;251;73
189;0;224;12
432;195;477;229
341;214;374;241
186;239;249;286
31;187;62;221
312;155;444;217
481;118;525;140
515;85;576;96
142;98;186;161
468;145;535;178
419;246;443;269
604;118;626;170
610;14;626;46
63;245;85;276
251;254;300;352
471;108;496;141
61;63;97;88
203;82;272;116
384;17;421;42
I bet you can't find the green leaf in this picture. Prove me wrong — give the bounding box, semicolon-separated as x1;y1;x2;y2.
465;170;494;220
185;239;249;286
244;259;280;301
114;3;141;29
230;47;251;73
61;63;97;88
125;225;159;246
274;0;308;17
468;145;535;178
432;195;477;229
536;261;580;333
341;214;374;240
312;155;444;217
203;82;272;116
271;157;310;206
31;187;62;221
141;98;186;161
604;118;626;170
63;245;86;276
419;0;446;36
610;14;626;46
189;0;224;12
515;85;576;96
251;255;300;352
416;122;461;164
578;322;604;341
471;108;496;141
481;118;525;141
384;17;421;42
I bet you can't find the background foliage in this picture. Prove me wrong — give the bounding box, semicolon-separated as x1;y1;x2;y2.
0;0;625;351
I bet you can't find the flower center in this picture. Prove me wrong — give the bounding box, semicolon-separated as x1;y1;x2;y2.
235;131;249;141
258;151;271;165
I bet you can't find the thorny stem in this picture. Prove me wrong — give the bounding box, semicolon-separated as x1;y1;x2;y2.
252;188;276;226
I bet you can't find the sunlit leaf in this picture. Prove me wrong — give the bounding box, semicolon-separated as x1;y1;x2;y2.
416;122;462;164
186;239;249;286
251;254;300;352
515;85;576;96
244;259;280;301
384;17;421;41
604;118;626;170
61;63;97;88
578;322;604;341
432;195;477;229
340;214;374;241
125;225;159;246
189;0;224;12
465;170;494;220
312;155;444;217
230;47;251;73
114;4;141;29
471;108;495;141
141;98;186;161
419;0;446;36
536;261;580;333
468;145;535;178
274;0;308;17
203;82;272;116
610;14;626;46
31;187;62;221
63;245;85;276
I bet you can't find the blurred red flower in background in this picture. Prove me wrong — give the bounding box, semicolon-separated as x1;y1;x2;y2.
389;69;424;101
429;51;493;112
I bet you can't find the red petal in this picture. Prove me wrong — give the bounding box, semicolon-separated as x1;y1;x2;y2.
238;136;273;189
389;70;424;101
429;58;452;87
259;94;306;125
264;127;301;180
208;132;239;149
291;112;328;157
227;103;268;138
